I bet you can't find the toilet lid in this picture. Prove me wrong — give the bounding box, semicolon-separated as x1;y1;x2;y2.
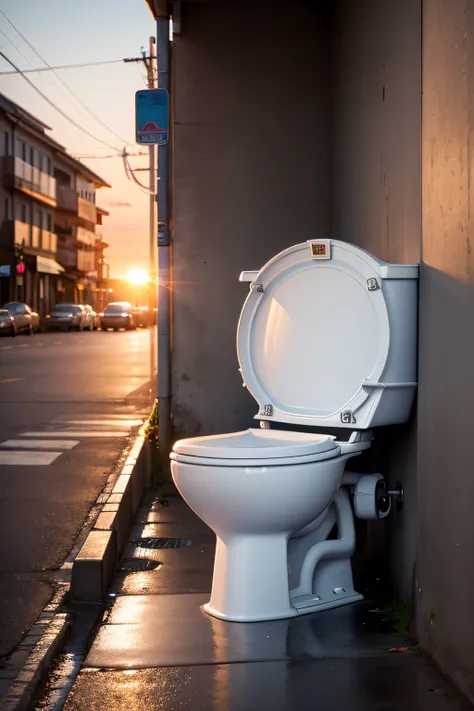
172;428;339;460
237;241;391;426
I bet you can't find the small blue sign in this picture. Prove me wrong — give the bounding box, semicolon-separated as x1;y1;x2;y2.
135;89;169;145
0;265;10;277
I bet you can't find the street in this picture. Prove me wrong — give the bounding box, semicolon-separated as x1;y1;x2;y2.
0;328;154;660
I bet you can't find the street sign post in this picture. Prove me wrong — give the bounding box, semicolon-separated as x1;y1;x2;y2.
135;89;169;145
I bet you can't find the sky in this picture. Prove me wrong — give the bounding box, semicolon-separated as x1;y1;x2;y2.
0;0;156;277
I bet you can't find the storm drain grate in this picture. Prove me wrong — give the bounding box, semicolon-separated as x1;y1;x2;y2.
134;537;192;549
119;557;162;572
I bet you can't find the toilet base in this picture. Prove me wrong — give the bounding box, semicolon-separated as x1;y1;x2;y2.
291;590;363;616
202;601;298;622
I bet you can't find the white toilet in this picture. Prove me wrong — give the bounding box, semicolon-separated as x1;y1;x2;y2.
170;240;418;622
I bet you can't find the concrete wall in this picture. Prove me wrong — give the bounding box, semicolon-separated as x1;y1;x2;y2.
331;0;422;598
172;0;330;437
417;0;474;701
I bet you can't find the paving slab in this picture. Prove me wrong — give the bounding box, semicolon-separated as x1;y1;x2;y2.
64;657;472;711
85;594;409;669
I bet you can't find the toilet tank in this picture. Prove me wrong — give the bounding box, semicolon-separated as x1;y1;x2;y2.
237;240;419;431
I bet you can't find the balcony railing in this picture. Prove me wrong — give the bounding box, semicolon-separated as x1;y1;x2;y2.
56;247;77;269
30;226;57;253
77;248;95;272
77;196;96;225
4;156;56;205
0;220;30;248
56;184;77;212
76;226;96;247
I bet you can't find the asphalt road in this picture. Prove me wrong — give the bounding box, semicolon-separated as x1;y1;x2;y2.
0;327;155;659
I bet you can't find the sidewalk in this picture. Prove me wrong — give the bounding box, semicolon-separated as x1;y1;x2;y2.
56;492;471;711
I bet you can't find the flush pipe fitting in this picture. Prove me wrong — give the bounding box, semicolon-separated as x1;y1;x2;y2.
291;487;355;598
341;470;363;487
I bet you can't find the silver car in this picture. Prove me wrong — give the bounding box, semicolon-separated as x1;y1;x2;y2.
101;302;137;331
3;302;34;335
0;309;16;337
44;303;89;332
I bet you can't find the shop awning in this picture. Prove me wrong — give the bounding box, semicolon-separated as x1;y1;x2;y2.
37;256;65;275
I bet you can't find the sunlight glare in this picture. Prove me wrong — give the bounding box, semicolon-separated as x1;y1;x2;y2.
127;268;150;286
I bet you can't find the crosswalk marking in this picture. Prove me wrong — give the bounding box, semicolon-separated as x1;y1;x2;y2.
0;439;79;450
19;431;126;438
62;419;142;427
0;451;62;465
0;411;144;466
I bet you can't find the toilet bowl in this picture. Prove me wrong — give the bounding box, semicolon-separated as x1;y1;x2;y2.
170;240;419;622
171;428;357;621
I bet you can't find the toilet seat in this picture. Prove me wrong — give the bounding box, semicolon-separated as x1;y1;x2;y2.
170;428;341;467
237;241;391;428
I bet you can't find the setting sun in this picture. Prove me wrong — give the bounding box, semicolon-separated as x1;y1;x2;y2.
127;268;150;286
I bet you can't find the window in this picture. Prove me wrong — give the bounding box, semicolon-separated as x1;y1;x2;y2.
21;142;26;162
4;131;9;156
4;197;9;220
29;147;34;166
46;213;52;231
36;208;43;229
47;156;52;175
21;204;27;223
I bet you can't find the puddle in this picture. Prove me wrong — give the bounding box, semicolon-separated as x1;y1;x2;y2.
119;557;162;572
134;537;192;549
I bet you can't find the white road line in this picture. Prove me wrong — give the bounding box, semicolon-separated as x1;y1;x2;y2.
0;451;62;465
0;439;79;450
0;346;12;350
20;344;28;348
61;420;141;427
19;431;126;438
54;341;62;345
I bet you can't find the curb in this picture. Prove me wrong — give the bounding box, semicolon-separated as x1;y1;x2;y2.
70;432;151;601
0;613;72;711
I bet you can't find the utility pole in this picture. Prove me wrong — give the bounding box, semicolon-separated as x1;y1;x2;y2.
155;11;171;479
123;42;157;396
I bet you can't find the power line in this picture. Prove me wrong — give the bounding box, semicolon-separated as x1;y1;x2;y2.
122;148;152;193
75;152;147;159
0;10;131;147
0;58;125;75
0;51;121;150
0;26;32;66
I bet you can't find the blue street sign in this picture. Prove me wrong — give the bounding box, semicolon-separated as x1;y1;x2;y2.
135;89;169;145
0;265;10;277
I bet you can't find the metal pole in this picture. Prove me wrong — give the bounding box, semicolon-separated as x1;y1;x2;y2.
147;36;157;396
156;12;171;478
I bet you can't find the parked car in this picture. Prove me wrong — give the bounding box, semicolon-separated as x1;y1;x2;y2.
132;305;150;328
30;309;40;333
43;303;90;332
84;305;100;330
101;302;137;331
3;302;34;335
0;309;16;337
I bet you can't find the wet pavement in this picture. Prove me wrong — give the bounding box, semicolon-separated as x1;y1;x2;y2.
38;493;472;711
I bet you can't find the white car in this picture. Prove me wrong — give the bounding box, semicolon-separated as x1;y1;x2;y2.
44;303;93;332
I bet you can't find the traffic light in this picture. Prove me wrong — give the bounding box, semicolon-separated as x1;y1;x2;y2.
14;246;25;274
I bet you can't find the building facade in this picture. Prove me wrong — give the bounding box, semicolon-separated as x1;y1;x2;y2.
0;94;63;313
54;153;110;308
0;93;110;314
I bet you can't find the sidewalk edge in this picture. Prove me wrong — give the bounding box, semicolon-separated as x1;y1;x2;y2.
70;432;151;601
0;613;71;711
